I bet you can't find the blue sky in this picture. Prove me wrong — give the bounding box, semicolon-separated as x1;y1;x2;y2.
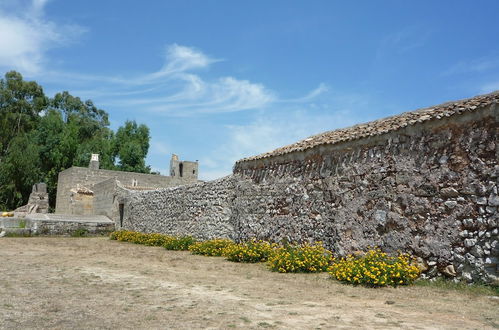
1;0;498;180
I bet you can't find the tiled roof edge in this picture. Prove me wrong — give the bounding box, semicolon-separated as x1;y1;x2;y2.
236;91;499;163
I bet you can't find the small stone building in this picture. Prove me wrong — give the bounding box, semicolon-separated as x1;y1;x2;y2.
55;154;199;215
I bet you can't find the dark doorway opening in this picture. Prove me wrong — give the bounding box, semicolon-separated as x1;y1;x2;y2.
179;163;183;177
119;203;124;227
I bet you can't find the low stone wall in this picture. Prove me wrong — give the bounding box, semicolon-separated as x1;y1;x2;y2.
0;214;114;236
122;176;234;240
28;218;114;235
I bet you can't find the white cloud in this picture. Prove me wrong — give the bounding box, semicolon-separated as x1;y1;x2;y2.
72;49;276;115
280;83;329;103
40;42;277;115
148;44;219;80
198;107;364;181
444;56;499;76
0;0;84;74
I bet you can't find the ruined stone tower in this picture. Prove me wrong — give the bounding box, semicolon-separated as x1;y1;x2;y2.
170;154;198;180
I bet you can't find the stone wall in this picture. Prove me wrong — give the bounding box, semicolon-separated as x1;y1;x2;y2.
28;217;114;235
121;176;234;240
233;103;498;283
93;178;118;218
0;214;114;236
55;167;196;214
69;191;94;215
122;100;497;283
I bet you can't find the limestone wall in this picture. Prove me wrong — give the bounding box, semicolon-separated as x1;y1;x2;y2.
233;104;498;283
69;192;94;215
93;178;118;218
121;176;234;240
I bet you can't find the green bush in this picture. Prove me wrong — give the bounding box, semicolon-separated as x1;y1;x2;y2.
188;239;235;256
267;242;332;273
71;227;88;237
224;239;277;263
163;236;197;251
110;230;196;250
110;230;162;245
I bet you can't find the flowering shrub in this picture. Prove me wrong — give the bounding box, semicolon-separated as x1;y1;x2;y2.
188;239;235;256
111;230;167;246
109;230;195;250
109;230;150;243
224;239;278;263
328;248;420;287
163;236;197;251
267;242;332;273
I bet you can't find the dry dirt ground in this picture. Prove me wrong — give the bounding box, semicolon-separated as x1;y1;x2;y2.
0;237;497;329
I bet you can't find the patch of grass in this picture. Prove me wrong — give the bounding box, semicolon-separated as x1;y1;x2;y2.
239;316;251;323
258;321;274;328
414;278;499;296
71;227;89;237
18;220;26;228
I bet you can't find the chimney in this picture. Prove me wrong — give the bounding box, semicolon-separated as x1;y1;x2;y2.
89;154;100;170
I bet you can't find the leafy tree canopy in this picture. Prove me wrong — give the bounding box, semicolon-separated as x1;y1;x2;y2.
113;120;151;173
0;71;153;210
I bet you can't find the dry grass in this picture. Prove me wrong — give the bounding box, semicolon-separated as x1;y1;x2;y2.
0;237;497;329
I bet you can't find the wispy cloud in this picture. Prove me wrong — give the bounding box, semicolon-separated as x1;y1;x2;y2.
444;56;499;76
199;97;371;181
146;44;220;80
0;0;85;74
376;26;429;58
279;83;329;103
42;43;328;116
0;0;325;118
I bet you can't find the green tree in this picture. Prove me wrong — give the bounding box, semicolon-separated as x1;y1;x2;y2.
0;71;153;210
113;120;151;173
36;94;115;206
0;134;41;209
0;71;48;157
48;91;115;167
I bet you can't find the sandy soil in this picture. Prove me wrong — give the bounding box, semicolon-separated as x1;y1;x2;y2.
0;237;497;329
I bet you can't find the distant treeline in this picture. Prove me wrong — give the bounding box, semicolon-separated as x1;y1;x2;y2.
0;71;152;210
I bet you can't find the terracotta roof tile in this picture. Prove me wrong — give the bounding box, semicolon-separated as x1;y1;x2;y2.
236;91;499;163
